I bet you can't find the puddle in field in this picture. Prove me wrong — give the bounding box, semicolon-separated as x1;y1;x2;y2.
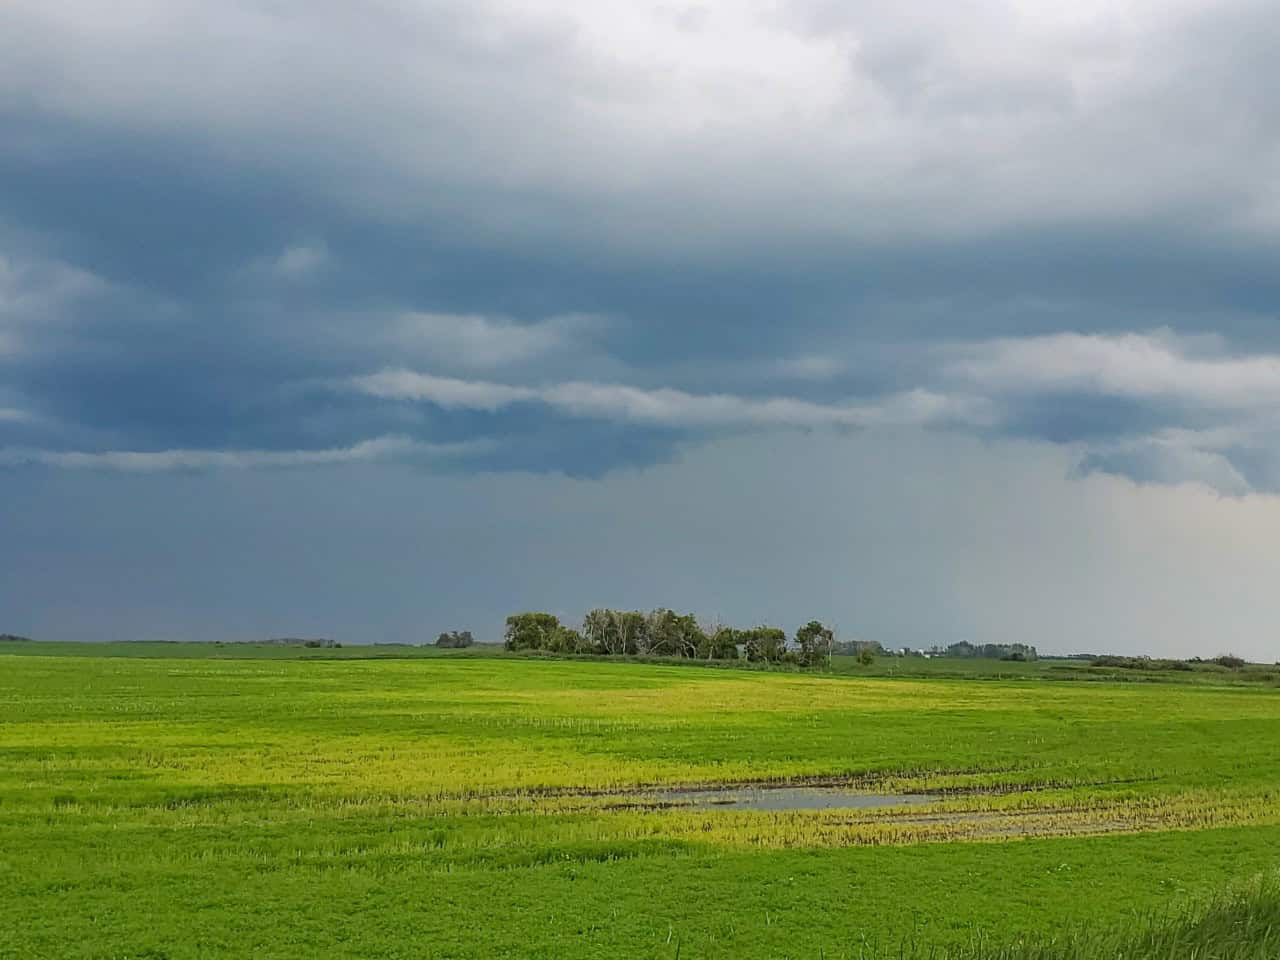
624;785;941;812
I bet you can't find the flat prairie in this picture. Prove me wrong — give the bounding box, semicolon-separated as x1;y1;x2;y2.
1;647;1277;958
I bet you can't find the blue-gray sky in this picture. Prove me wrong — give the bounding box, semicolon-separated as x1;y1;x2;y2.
3;0;1279;658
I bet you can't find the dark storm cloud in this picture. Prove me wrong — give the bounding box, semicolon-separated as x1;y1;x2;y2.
1;0;1279;492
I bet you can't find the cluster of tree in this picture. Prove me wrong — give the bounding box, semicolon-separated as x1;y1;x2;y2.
435;630;475;648
832;639;885;656
503;610;837;666
265;637;338;648
1092;653;1248;671
929;641;1038;661
0;634;33;643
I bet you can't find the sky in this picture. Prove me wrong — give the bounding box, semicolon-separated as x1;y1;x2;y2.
2;0;1279;659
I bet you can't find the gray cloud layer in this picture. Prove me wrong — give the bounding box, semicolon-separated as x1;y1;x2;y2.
5;0;1277;250
5;252;1280;492
0;436;484;472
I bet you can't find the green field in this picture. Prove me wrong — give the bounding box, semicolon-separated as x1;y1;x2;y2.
2;644;1278;958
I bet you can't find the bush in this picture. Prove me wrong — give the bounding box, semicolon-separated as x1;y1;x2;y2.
1214;653;1247;669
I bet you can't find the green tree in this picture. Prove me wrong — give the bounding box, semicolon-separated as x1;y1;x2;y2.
581;608;613;654
641;609;676;656
699;626;741;660
794;620;834;667
503;613;560;651
544;626;583;654
742;626;788;663
642;609;706;658
582;608;646;655
617;611;646;655
435;630;474;648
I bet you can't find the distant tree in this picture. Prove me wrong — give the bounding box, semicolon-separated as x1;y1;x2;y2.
1213;653;1246;669
435;630;474;649
699;626;741;660
833;639;885;657
500;608;864;665
742;626;788;663
503;613;561;651
858;647;875;666
673;613;706;658
943;641;1037;661
617;611;646;655
641;609;704;657
582;608;614;654
582;609;645;655
794;621;834;667
640;609;674;656
544;626;583;654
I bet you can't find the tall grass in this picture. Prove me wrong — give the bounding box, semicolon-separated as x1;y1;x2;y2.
901;874;1280;959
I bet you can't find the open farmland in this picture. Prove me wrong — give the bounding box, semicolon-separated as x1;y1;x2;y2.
1;647;1278;958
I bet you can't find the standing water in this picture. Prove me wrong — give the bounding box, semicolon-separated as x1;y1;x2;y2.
636;785;939;811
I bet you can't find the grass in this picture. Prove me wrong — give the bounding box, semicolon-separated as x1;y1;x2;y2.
1;645;1278;958
5;639;1275;687
912;873;1280;959
0;638;503;660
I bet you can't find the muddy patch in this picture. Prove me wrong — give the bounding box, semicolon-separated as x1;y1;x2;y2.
610;784;941;811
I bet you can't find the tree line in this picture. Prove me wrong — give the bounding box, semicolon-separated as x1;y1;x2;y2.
927;640;1038;661
503;610;837;666
435;630;475;648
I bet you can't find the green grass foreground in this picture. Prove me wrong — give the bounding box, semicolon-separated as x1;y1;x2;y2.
1;646;1278;958
913;874;1280;960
